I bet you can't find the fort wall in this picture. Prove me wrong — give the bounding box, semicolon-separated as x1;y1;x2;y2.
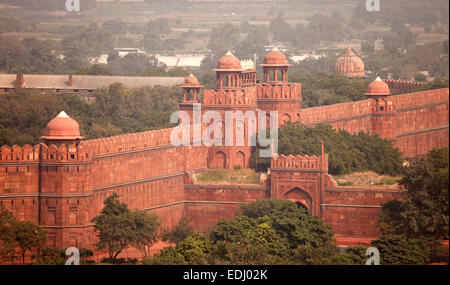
0;128;208;249
184;184;269;232
300;89;449;157
322;187;403;238
383;79;426;94
300;99;374;134
256;83;302;125
0;85;448;251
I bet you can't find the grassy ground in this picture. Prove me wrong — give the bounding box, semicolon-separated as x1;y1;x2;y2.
195;168;261;185
333;171;401;187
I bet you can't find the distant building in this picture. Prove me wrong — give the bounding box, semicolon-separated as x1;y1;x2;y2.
114;48;146;58
89;54;109;65
290;53;323;63
153;54;207;68
0;74;184;102
264;45;287;53
334;47;366;78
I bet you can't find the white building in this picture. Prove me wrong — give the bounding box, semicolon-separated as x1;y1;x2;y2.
153;54;206;68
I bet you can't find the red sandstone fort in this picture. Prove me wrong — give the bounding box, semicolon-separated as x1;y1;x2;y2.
0;48;448;250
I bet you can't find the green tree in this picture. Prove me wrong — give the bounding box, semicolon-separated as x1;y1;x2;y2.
177;232;213;265
161;217;194;245
62;24;115;64
0;206;18;263
35;247;66;265
132;210;161;258
240;199;334;250
76;64;112;75
146;18;172;36
91;193;161;262
378;147;449;239
371;235;436;265
102;19;129;35
250;123;403;176
211;215;290;264
328;246;368;265
269;12;293;43
143;246;187;265
11;220;46;264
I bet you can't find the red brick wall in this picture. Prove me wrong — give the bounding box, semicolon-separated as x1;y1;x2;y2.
300;88;449;157
184;184;269;232
384;79;426;94
0;87;448;250
256;83;302;126
322;188;403;238
0;128;209;250
301;99;374;134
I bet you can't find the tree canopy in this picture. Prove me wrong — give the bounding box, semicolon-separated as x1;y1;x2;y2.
377;147;449;239
0;84;183;146
91;193;160;261
250;123;403;176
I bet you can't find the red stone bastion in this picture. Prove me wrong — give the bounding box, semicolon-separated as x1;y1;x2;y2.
0;49;448;252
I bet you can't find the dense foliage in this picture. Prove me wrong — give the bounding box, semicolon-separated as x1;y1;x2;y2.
91;193;160;260
161;217;194;245
377;147;449;239
0;206;47;264
372;147;449;265
250;123;403;176
0;84;182;146
288;71;369;107
148;199;338;265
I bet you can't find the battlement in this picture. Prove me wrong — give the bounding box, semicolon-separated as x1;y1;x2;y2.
0;143;90;163
271;153;328;170
1;128;177;162
40;143;90;162
203;87;257;106
391;88;449;110
81;128;174;157
0;144;40;162
383;79;426;94
256;83;301;100
301;99;373;125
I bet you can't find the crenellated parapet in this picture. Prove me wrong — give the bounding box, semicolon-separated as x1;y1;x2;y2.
271;153;328;170
301;99;373;126
0;143;90;163
1;144;40;162
203;87;257;106
383;79;426;94
390;88;449;110
256;83;302;101
40;143;90;162
81;128;174;157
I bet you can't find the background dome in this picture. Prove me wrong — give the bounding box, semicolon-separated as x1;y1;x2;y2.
263;47;289;65
335;48;365;78
41;111;84;140
365;77;391;96
216;51;242;70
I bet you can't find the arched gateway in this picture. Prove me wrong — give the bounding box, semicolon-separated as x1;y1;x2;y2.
284;187;313;215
